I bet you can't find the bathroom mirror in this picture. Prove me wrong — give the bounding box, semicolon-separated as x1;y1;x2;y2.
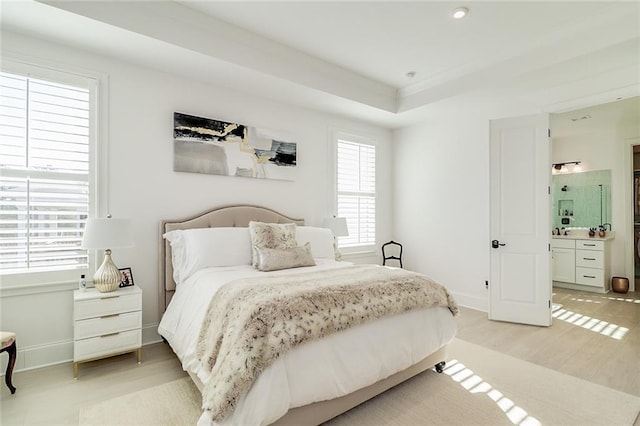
552;169;612;229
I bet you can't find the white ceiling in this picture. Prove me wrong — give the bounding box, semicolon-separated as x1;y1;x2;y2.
1;1;639;128
179;1;616;89
552;96;640;138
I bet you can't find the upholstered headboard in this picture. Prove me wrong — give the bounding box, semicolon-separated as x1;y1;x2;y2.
159;205;304;315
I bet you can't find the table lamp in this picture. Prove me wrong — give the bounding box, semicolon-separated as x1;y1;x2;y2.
323;217;349;238
81;217;134;293
323;217;349;261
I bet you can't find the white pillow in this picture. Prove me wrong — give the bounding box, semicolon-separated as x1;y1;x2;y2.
295;226;336;259
163;227;251;284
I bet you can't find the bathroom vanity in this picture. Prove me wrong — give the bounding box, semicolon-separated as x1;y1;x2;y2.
551;232;615;293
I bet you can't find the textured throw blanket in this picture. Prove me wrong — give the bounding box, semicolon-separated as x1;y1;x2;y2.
195;264;458;422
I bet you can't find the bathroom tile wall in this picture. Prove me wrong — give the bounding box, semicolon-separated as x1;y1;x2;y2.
552;169;612;229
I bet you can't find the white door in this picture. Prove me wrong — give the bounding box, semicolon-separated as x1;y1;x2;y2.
489;114;552;326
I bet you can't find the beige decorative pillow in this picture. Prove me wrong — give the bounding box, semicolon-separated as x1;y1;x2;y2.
254;243;316;272
249;221;297;268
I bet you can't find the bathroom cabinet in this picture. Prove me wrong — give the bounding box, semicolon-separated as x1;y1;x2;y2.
551;236;613;293
551;239;575;283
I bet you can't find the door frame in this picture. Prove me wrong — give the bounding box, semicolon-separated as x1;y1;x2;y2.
623;137;640;292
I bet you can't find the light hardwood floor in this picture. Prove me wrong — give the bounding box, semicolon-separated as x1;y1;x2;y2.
1;287;638;425
457;287;640;397
0;343;188;425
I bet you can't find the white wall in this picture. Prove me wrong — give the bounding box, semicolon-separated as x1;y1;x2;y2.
392;114;491;310
0;31;392;372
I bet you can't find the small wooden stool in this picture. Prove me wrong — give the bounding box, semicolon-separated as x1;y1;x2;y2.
1;331;17;394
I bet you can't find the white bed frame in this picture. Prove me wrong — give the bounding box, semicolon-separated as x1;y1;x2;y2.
159;204;448;425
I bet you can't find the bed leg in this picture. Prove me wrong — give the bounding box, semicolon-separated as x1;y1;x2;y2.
434;361;446;373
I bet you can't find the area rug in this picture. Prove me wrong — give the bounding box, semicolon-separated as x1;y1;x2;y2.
79;338;640;426
78;376;201;425
327;339;640;425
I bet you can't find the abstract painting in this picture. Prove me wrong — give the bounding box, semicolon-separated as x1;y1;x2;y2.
173;112;297;181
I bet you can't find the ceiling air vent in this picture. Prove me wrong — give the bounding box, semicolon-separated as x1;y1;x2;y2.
570;114;592;122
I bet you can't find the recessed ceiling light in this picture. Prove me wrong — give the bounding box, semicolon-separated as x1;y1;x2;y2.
451;7;469;19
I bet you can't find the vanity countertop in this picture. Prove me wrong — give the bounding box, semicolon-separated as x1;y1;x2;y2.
552;231;615;241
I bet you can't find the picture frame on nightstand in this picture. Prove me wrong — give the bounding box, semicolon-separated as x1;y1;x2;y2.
119;267;135;288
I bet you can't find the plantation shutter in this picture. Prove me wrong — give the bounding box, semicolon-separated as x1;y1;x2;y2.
0;71;91;274
336;139;376;248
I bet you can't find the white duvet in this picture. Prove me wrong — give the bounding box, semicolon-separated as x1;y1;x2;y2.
158;260;457;426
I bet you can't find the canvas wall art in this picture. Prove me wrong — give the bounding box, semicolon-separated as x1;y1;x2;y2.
173;112;298;181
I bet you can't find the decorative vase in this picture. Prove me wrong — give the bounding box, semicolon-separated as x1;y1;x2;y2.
598;230;606;238
93;249;121;293
611;277;629;294
588;229;596;237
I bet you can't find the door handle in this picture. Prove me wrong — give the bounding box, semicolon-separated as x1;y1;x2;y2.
491;240;506;249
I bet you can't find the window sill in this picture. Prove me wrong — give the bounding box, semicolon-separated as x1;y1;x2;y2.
341;249;377;260
0;280;78;298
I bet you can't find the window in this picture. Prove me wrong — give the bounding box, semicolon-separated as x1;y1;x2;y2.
335;135;376;249
0;64;95;278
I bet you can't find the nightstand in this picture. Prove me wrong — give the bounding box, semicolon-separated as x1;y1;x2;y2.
73;285;142;378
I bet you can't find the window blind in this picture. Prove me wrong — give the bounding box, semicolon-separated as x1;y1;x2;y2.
0;71;90;274
336;139;375;248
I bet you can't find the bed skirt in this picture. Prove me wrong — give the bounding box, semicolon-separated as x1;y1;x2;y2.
187;345;448;426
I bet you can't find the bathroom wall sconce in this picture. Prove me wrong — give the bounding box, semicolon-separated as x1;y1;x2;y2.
552;161;581;173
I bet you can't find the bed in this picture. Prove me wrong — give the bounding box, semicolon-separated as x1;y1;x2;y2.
157;205;458;426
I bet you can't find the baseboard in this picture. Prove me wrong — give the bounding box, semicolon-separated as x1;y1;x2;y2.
0;339;72;374
1;323;162;374
451;291;487;312
142;323;163;345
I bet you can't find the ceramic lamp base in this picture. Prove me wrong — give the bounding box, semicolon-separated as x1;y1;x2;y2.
93;249;120;293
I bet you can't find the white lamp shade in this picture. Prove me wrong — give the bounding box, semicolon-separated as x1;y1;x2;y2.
81;218;134;249
323;217;349;237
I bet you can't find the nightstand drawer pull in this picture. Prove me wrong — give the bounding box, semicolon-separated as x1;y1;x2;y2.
101;332;120;338
583;275;596;279
583;257;596;261
100;313;120;319
100;295;120;300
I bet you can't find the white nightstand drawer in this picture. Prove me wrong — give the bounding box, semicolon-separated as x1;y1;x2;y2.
576;240;604;251
74;292;141;320
575;267;604;287
74;329;141;362
74;311;141;340
575;250;605;268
